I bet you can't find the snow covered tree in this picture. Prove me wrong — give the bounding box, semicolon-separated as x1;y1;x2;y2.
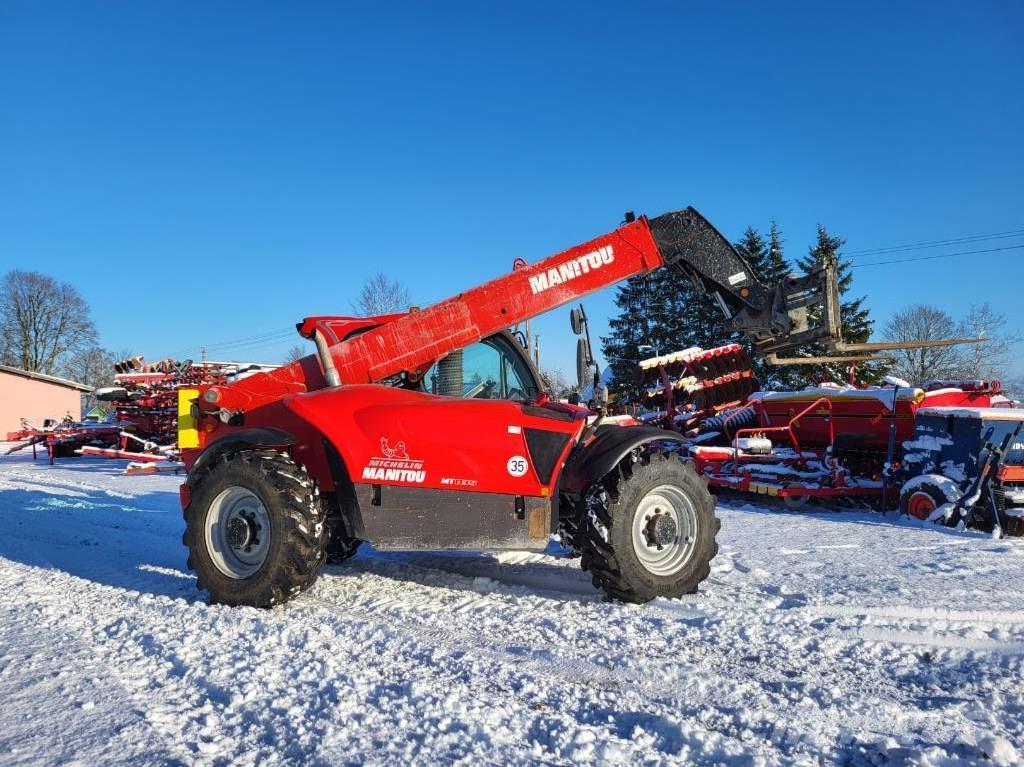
539;366;576;399
735;227;769;278
882;304;963;385
763;220;792;287
883;302;1019;386
602;275;657;403
734;223;802;388
735;222;790;289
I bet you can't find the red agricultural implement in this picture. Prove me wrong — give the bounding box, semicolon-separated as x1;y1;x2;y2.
5;416;126;465
4;358;277;471
176;205;847;608
636;343;760;432
87;357;278;470
686;379;1013;513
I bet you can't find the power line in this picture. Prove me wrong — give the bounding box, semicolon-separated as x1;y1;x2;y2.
851;243;1024;268
847;228;1024;257
170;326;296;358
204;328;295;350
205;331;296;352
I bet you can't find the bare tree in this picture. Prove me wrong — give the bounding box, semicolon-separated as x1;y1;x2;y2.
63;346;118;411
285;344;308;363
1002;374;1024;403
882;304;962;385
352;273;411;317
955;303;1021;381
0;270;97;374
539;367;574;399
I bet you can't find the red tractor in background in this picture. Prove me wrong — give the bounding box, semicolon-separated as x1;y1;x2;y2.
178;206;842;607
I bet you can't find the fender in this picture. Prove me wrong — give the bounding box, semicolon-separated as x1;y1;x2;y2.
187;427;297;483
560;425;688;493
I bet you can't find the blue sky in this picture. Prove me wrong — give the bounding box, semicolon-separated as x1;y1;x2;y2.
2;2;1022;377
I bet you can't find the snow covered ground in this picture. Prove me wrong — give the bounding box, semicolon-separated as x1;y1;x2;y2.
1;450;1022;766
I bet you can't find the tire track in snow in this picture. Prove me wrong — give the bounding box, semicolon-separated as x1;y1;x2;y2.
303;559;1003;764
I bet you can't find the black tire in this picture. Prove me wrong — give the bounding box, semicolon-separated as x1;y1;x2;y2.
578;450;719;603
899;476;957;525
556;495;586;557
322;494;363;565
183;449;327;607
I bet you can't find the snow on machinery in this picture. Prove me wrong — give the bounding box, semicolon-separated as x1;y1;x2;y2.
5;415;126;465
634;343;760;431
896;403;1024;536
686;380;998;501
177;205;847;608
668;369;1024;534
93;357;280;473
2;357;279;473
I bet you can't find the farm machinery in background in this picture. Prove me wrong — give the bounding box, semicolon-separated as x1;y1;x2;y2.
175;205;851;608
89;357;279;473
631;354;1021;534
4;357;278;473
6;416;127;465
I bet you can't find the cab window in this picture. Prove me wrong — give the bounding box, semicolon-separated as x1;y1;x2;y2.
426;337;538;401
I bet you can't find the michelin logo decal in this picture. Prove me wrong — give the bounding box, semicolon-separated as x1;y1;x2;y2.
362;437;426;483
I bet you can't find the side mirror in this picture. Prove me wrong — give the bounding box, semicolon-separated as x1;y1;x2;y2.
576;338;592;391
570;306;585;336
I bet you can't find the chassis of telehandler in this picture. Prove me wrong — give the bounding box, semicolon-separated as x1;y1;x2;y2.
178;205;838;606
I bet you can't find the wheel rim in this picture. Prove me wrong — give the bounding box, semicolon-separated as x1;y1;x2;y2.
630;484;699;577
205;486;272;579
907;491;936;520
783;488;809;510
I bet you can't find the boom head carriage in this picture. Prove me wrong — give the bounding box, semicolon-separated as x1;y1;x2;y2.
647;207;842;355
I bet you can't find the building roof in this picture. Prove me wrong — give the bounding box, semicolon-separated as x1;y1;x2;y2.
0;364;93;392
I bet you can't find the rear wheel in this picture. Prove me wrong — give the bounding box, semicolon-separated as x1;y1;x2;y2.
578;450;719;603
183;449;327;607
782;485;810;510
899;476;958;525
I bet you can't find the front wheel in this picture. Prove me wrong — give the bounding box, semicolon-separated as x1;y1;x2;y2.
579;450;719;603
183;449;327;607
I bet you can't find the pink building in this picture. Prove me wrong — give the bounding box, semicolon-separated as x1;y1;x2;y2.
0;365;91;438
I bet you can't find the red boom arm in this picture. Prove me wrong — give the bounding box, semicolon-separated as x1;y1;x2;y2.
200;205;834;413
317;218;664;385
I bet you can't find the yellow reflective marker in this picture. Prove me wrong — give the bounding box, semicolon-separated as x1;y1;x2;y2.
178;388;200;449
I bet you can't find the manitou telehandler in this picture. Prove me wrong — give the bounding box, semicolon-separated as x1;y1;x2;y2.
178;206;841;606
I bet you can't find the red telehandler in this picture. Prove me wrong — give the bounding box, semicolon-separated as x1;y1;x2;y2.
178;207;841;606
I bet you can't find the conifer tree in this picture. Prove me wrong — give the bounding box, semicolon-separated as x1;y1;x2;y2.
602;267;732;403
793;225;886;384
733;224;803;388
763;220;791;286
735;227;769;279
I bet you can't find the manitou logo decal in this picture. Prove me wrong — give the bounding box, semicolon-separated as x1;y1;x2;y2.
361;437;426;483
528;246;614;294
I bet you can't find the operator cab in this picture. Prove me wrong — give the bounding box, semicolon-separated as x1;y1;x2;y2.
421;332;541;402
322;317;544;402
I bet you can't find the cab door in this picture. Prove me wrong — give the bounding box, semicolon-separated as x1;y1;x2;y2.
351;333;581;549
